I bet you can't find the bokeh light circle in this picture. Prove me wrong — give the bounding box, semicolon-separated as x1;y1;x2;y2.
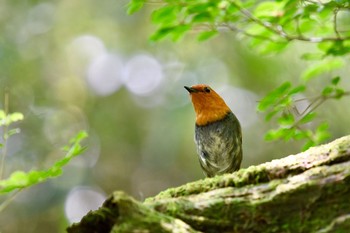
64;186;106;223
86;53;123;96
124;54;163;96
68;35;106;63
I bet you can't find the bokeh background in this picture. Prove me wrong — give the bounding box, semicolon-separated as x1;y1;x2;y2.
0;0;349;232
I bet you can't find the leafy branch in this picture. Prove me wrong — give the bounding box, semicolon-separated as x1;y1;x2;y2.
128;0;350;46
258;77;350;150
225;1;350;43
0;130;88;194
127;0;350;149
0;99;88;211
0;129;87;212
0;91;23;180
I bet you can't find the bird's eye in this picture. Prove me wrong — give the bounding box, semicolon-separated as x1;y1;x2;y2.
204;87;211;93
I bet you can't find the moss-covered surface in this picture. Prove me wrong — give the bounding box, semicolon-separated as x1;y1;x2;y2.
67;135;350;233
316;214;350;233
147;135;350;202
68;191;199;233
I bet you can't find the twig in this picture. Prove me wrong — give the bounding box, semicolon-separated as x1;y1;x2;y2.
295;17;303;38
333;8;341;38
291;91;350;127
223;23;284;43
300;96;325;116
298;96;326;118
230;1;285;37
230;1;350;43
0;189;22;213
0;89;9;180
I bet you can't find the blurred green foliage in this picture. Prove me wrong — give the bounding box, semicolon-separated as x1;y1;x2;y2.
0;109;24;179
0;130;87;194
0;105;87;215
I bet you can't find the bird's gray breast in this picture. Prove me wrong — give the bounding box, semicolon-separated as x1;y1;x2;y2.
194;112;242;177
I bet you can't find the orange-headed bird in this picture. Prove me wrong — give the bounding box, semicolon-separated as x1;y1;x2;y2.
184;84;242;177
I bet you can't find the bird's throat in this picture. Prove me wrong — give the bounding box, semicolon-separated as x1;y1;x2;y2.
195;109;232;126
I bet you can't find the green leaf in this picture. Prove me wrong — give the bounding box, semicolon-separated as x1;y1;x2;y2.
192;12;214;23
197;30;218;41
7;112;24;125
4;128;20;139
151;6;178;26
300;53;325;61
282;127;297;141
323;41;350;56
264;129;283;141
258;82;291;112
149;27;175;41
301;4;319;17
294;130;310;140
331;76;340;85
246;24;269;36
299;112;316;124
253;1;284;18
264;109;280;121
186;2;216;15
317;41;333;53
170;24;191;41
0;110;5;120
318;41;350;56
315;122;330;143
0;131;88;193
302;123;330;151
302;140;316;151
288;85;305;95
265;127;299;141
334;88;345;99
150;24;191;42
257;41;289;55
322;77;344;97
301;58;345;81
297;19;315;34
127;0;144;15
0;112;24;126
278;113;295;126
274;96;292;111
322;86;333;96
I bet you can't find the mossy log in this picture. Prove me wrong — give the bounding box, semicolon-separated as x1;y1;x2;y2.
67;135;350;233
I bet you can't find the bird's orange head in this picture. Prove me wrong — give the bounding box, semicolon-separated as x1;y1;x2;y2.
184;84;232;126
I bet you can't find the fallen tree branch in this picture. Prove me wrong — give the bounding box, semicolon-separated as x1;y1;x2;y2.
68;135;350;233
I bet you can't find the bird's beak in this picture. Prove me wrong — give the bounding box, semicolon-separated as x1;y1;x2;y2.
184;86;197;93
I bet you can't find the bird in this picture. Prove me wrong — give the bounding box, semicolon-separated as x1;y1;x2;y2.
184;84;242;177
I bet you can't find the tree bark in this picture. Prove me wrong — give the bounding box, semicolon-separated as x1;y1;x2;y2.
67;135;350;233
